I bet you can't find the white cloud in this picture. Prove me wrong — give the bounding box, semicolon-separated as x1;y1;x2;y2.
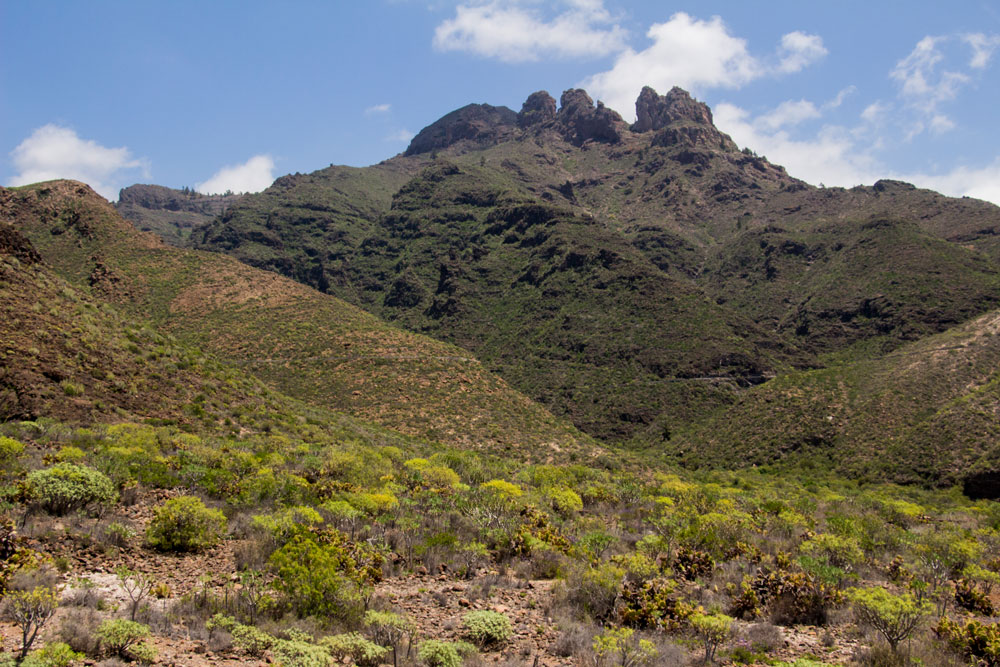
581;13;825;121
8;124;147;201
824;86;855;110
433;0;626;63
755;99;820;131
891;36;970;108
715;100;1000;207
901;159;1000;205
777;31;828;73
366;103;391;115
196;155;275;195
929;114;955;133
386;129;415;143
963;33;1000;68
714;102;883;188
861;101;890;124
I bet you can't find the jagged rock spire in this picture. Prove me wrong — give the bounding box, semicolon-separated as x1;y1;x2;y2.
633;86;715;133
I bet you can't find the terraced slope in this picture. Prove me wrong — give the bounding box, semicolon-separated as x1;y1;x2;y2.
2;181;593;456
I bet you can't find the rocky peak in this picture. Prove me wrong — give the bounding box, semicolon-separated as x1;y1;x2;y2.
633;86;714;132
404;103;519;157
629;86;738;152
556;89;627;147
518;91;557;127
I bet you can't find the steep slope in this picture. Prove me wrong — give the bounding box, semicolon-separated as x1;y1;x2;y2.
2;181;594;456
204;157;798;442
668;308;1000;488
190;86;1000;446
0;221;384;441
116;184;244;246
702;218;1000;358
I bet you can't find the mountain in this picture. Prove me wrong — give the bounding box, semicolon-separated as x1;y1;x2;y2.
2;181;594;458
116;184;245;246
185;86;1000;454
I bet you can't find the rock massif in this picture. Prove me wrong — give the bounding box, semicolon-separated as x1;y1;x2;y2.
123;85;1000;486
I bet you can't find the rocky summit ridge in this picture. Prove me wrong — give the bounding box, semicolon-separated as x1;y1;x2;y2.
405;85;734;155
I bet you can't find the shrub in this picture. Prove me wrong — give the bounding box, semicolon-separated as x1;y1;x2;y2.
321;632;389;667
417;640;462;667
618;576;695;631
24;463;117;515
847;587;932;654
273;629;333;667
146;495;226;552
269;533;365;620
564;561;625;621
462;610;512;647
936;617;1000;665
545;486;583;516
96;619;156;663
20;641;83;667
0;436;25;472
592;627;658;666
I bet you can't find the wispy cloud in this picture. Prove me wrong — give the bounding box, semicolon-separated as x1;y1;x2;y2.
715;97;1000;206
581;13;825;120
196;155;275;195
366;103;392;115
433;0;626;63
8;124;148;201
776;31;828;73
963;33;1000;68
889;33;999;136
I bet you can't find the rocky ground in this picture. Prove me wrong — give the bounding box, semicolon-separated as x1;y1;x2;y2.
0;494;870;665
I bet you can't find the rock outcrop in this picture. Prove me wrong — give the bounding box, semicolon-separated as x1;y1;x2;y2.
404;104;519;156
632;86;739;152
556;89;627;147
518;91;557;128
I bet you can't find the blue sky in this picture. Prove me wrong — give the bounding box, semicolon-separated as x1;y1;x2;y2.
3;1;999;204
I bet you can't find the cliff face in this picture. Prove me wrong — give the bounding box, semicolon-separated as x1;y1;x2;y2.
115;184;245;245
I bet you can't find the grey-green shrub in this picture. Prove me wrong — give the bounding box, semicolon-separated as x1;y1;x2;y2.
24;463;116;515
145;495;226;552
417;640;462;667
462;610;512;647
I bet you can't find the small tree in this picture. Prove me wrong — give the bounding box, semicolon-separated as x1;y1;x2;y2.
847;586;932;656
690;611;733;663
116;565;155;621
365;609;418;667
5;586;58;660
592;627;658;666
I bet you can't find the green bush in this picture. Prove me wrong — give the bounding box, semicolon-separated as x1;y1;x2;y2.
20;642;83;667
268;533;365;620
145;495;226;552
417;639;462;667
24;463;117;515
96;619;156;663
274;630;333;667
592;627;658;667
320;632;389;667
462;610;512;647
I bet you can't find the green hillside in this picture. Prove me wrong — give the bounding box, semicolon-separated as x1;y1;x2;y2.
669;307;1000;487
2;181;594;458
